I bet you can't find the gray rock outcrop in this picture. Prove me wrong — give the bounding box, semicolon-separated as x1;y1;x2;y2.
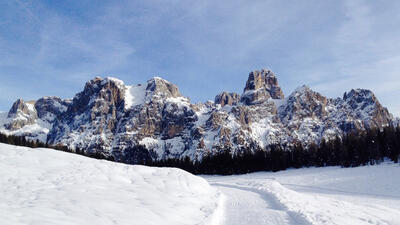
215;92;240;107
241;69;284;105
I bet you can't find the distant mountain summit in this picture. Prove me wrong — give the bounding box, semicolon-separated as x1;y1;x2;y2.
241;69;284;105
0;69;395;163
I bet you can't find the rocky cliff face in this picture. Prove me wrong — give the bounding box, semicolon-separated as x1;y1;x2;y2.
35;97;70;122
6;99;38;130
45;77;197;161
241;69;284;105
215;92;240;107
1;97;69;141
0;69;395;163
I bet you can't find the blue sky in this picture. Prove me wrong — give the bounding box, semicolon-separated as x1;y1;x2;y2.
1;0;400;116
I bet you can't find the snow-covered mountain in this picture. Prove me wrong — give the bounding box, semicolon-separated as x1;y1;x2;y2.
0;97;70;142
0;69;395;162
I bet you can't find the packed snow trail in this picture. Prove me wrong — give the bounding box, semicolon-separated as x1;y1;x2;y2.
206;164;400;225
212;183;303;225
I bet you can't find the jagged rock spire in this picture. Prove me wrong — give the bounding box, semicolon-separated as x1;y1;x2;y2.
241;69;284;105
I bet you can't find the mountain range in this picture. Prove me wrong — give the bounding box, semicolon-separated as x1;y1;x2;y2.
0;69;395;163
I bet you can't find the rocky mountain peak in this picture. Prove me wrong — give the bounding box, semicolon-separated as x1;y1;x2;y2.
243;69;266;91
71;77;126;115
241;69;284;105
7;99;35;118
215;92;240;107
34;97;69;122
85;77;125;94
6;99;37;130
343;89;374;102
47;76;128;153
343;89;382;115
291;85;313;96
146;77;181;98
343;89;391;128
279;85;328;124
2;97;70;140
263;70;284;97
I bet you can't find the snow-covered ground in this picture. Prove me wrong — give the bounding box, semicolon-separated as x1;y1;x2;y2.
2;142;400;225
206;163;400;225
0;143;223;225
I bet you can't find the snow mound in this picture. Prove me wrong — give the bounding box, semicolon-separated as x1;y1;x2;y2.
0;143;223;225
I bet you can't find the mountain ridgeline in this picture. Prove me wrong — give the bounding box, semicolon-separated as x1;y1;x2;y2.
0;69;395;164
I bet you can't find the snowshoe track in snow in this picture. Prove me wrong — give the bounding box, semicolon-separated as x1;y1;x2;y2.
211;182;310;225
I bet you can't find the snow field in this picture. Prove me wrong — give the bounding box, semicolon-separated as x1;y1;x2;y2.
2;141;400;225
0;143;224;225
206;164;400;225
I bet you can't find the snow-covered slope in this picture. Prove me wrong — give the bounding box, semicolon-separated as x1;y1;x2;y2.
0;69;394;163
206;163;400;225
0;143;223;225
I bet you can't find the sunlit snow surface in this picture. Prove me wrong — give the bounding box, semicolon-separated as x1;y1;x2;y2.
2;142;400;225
206;163;400;225
0;144;223;225
124;84;146;109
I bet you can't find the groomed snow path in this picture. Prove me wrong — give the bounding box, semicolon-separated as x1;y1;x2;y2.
212;183;302;225
206;164;400;225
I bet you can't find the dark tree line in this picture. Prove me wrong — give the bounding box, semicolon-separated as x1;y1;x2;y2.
0;133;48;148
1;125;400;175
150;125;400;175
0;133;75;153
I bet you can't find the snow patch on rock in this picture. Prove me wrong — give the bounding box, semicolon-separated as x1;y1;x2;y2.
125;84;147;110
